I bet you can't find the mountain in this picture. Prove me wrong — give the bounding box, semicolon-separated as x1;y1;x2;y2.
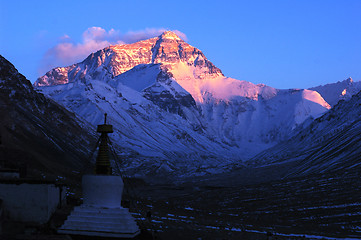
34;31;331;176
0;55;97;179
309;77;361;107
35;31;222;87
249;88;361;177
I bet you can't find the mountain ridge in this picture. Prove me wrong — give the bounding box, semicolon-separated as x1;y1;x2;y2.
309;77;361;107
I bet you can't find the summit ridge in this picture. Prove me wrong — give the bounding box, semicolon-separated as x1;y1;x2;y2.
159;30;182;40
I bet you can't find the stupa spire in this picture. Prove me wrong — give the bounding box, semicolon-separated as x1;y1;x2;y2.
95;113;113;175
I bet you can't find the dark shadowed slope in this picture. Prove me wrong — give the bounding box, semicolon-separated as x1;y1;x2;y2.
0;55;97;179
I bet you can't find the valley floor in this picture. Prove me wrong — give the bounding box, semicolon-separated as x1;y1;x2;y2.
2;166;361;240
126;168;361;240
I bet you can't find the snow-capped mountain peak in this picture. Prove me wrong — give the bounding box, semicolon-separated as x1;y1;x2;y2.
34;32;335;176
35;31;223;87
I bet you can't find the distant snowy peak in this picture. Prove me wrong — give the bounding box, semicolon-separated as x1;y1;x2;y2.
309;77;361;107
34;31;223;87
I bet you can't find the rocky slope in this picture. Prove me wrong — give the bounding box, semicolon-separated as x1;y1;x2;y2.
0;55;97;179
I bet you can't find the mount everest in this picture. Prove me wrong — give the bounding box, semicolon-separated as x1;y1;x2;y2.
33;31;360;177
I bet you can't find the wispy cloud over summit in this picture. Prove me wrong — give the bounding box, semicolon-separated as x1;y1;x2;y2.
39;27;187;76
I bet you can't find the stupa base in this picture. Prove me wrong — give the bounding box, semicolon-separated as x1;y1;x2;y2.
58;205;140;238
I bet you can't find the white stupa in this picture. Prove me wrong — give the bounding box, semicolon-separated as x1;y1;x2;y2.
58;114;140;238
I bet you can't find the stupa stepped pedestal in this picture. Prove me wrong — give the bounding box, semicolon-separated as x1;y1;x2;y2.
58;204;140;238
58;175;140;238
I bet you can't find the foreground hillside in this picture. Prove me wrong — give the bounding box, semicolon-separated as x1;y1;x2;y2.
127;166;361;239
0;55;97;179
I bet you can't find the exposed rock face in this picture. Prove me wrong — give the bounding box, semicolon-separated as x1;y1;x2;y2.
141;65;197;116
0;55;97;178
34;65;76;87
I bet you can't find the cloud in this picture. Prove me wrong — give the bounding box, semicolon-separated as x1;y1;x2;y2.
39;27;187;76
